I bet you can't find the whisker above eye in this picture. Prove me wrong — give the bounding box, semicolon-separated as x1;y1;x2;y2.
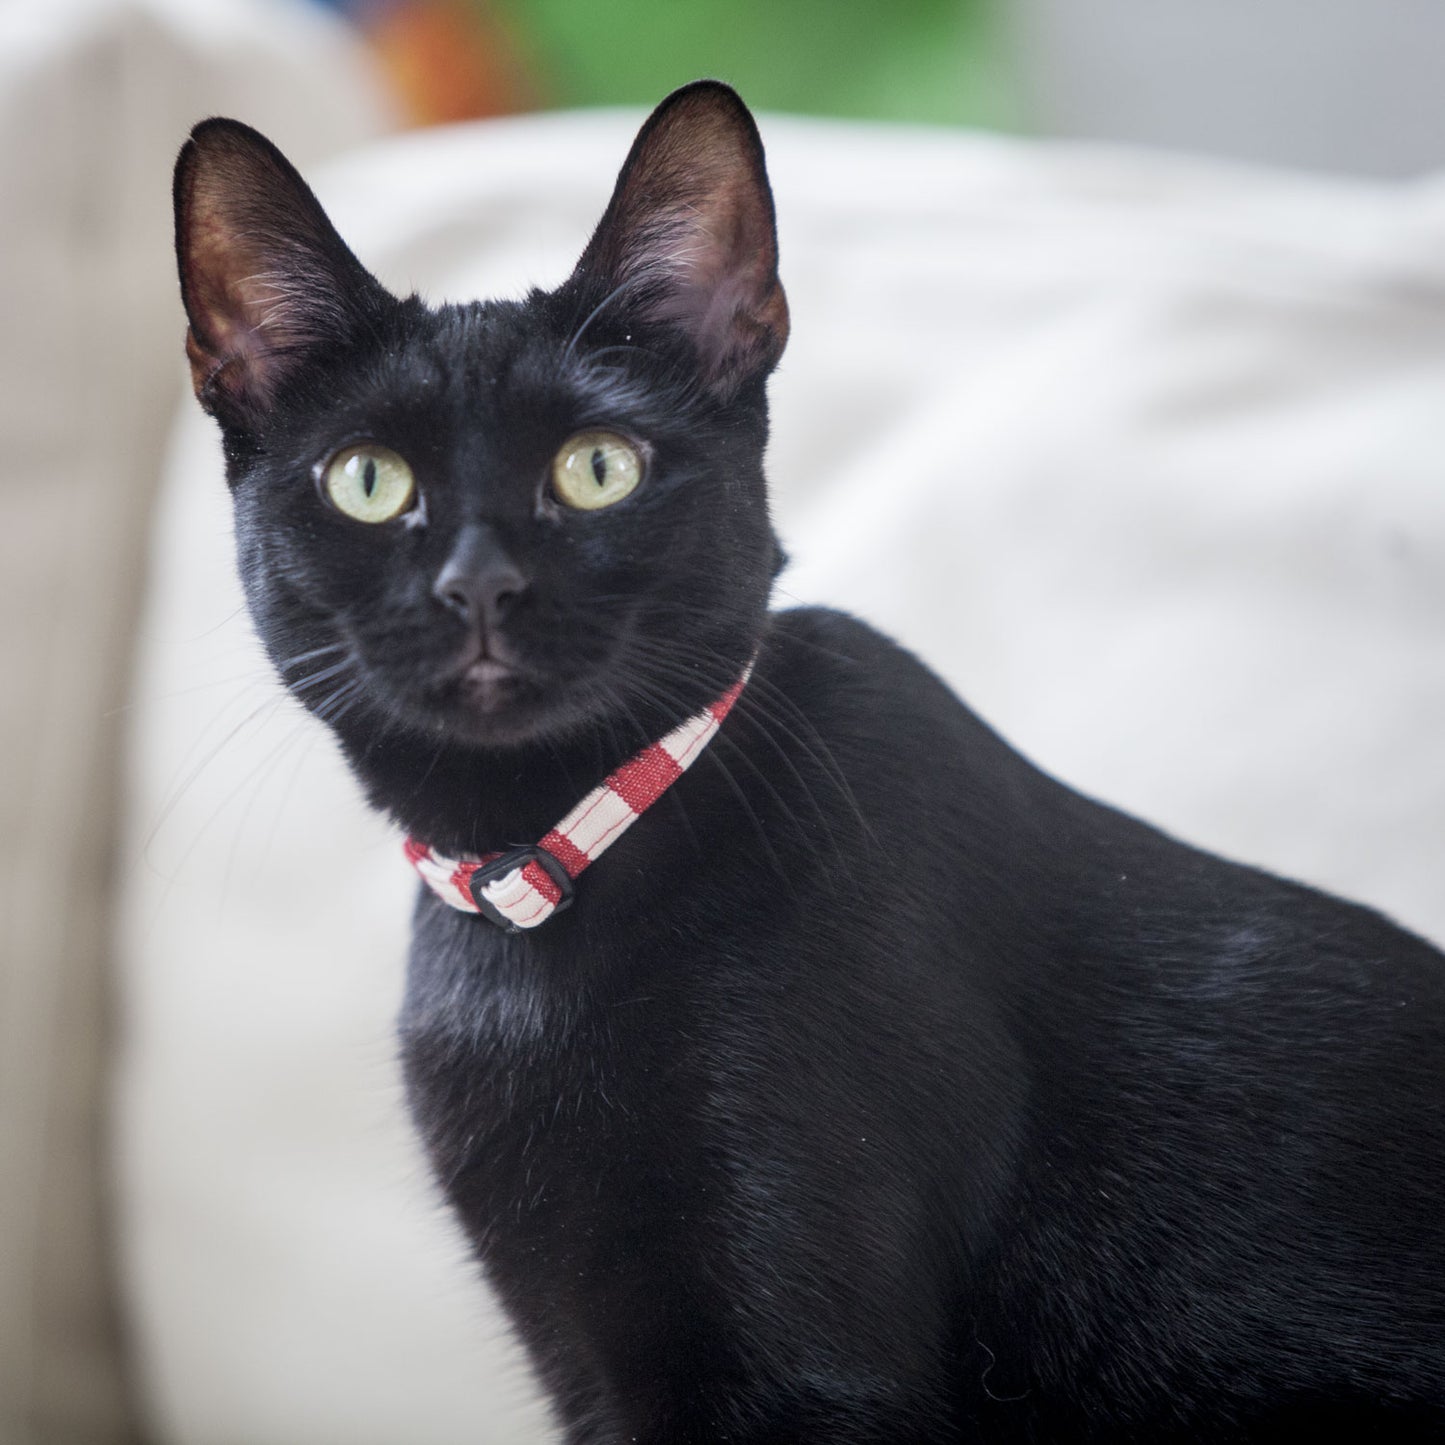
562;272;653;363
582;344;649;365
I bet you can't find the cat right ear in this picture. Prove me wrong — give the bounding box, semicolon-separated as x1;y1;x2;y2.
174;119;388;424
571;81;790;399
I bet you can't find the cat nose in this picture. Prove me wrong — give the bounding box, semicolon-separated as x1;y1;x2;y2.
432;524;527;629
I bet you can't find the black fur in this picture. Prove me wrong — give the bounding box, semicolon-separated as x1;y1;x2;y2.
175;83;1445;1443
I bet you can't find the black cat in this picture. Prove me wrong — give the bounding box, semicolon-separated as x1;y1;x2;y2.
174;82;1445;1443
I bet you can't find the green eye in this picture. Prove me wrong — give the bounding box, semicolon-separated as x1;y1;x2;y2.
322;444;416;523
551;431;643;511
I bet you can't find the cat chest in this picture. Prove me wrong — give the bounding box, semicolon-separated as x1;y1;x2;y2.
400;923;719;1226
398;966;753;1386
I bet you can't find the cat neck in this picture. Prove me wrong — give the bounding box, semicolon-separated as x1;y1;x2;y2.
328;690;697;858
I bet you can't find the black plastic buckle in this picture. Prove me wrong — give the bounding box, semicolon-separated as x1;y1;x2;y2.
468;844;575;932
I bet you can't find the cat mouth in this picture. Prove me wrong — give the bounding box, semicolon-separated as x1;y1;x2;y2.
428;637;550;735
460;656;519;710
463;656;514;687
411;635;609;746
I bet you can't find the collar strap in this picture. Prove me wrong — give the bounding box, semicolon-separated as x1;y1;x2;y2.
405;666;750;931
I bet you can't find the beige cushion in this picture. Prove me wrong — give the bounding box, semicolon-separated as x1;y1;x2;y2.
0;2;385;1441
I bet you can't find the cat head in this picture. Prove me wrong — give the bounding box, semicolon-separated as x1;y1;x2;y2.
173;82;788;758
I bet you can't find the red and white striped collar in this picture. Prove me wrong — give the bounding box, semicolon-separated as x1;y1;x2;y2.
405;665;750;931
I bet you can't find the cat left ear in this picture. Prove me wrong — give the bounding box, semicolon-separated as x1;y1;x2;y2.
572;81;789;399
174;119;389;424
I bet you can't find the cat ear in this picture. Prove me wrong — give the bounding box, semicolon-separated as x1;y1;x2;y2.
573;81;789;398
174;118;388;423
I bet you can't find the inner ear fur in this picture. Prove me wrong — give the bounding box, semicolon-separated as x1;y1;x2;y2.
574;81;789;398
174;119;387;422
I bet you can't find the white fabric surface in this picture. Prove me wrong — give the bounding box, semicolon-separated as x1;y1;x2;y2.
120;111;1445;1445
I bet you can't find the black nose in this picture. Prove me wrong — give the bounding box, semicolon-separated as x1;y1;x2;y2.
432;524;527;629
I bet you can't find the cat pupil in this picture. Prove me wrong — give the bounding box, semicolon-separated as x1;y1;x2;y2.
590;448;606;486
362;458;377;497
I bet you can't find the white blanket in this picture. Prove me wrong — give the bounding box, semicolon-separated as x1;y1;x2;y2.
120;111;1445;1445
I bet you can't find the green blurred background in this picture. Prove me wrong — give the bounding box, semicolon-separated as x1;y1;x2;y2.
500;0;1014;125
316;0;1018;131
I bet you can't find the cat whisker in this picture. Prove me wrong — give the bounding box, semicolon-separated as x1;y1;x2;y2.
141;700;315;920
581;344;649;365
644;667;843;867
600;683;704;862
312;677;365;724
619;629;878;852
288;656;356;695
698;747;792;891
107;666;282;718
733;675;880;852
275;640;348;673
562;271;655;362
620;648;863;868
617;666;806;886
216;718;332;911
142;691;288;862
399;731;453;809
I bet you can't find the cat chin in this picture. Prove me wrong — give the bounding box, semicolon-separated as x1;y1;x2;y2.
359;670;600;753
415;685;560;750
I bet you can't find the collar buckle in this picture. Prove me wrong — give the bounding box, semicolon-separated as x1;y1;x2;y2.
468;845;575;931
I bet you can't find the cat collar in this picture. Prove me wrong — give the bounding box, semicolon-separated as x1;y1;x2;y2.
404;666;750;931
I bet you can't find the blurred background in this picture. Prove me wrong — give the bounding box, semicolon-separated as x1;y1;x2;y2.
4;2;1445;1444
297;0;1445;175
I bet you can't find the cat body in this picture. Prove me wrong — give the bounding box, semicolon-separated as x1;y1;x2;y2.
175;84;1445;1443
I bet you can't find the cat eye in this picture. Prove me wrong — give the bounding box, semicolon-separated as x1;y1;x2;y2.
550;431;643;511
321;444;417;524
